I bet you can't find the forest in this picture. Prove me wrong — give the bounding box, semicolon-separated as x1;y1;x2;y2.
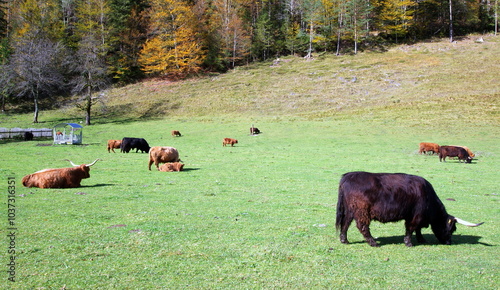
0;0;498;123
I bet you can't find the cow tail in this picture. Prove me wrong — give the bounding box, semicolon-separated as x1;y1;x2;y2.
336;182;346;231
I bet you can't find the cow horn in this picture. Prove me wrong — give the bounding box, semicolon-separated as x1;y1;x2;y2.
66;159;79;167
85;159;101;167
455;217;484;227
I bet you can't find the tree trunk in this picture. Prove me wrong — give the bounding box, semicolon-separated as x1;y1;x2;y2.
33;95;39;123
449;0;453;42
85;72;92;125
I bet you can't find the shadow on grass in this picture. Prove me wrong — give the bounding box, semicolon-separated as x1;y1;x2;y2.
81;183;115;188
348;234;491;247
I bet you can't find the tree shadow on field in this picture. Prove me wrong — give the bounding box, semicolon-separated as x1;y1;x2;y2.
364;234;492;247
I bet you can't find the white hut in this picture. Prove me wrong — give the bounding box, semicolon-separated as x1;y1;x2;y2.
53;123;83;145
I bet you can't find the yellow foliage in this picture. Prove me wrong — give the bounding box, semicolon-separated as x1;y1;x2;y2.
139;0;205;77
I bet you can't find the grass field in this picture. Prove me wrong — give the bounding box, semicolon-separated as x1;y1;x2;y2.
1;35;499;288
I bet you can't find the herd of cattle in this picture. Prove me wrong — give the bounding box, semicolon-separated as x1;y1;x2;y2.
21;129;483;247
418;142;475;163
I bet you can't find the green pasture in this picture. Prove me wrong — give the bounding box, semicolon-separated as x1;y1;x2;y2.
1;35;499;288
1;117;498;288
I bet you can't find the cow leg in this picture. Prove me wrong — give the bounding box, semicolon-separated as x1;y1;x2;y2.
415;228;427;244
404;220;425;246
355;220;378;247
339;216;353;244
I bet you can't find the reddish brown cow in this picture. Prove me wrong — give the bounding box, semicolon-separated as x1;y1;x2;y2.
148;146;180;170
171;130;182;137
22;159;100;188
223;138;238;147
419;142;440;154
107;139;122;153
159;162;184;172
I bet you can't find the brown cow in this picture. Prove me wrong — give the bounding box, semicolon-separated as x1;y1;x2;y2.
171;130;182;137
223;138;238;147
148;146;180;170
107;139;122;153
450;145;475;158
159;162;184;172
419;142;440;154
439;146;472;163
22;159;100;188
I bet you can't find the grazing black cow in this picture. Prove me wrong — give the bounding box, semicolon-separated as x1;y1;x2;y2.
439;146;472;163
24;131;34;141
336;171;483;247
120;137;151;153
250;126;260;135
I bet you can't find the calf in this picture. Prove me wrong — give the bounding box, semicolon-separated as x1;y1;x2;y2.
439;146;472;163
223;138;238;147
159;162;184;172
107;139;122;153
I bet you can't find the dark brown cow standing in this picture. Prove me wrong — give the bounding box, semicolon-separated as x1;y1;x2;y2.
439;146;472;163
336;171;483;247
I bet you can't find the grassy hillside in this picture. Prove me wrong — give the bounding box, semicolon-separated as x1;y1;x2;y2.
1;35;499;128
0;35;499;288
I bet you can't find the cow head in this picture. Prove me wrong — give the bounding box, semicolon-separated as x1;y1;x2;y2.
434;215;483;244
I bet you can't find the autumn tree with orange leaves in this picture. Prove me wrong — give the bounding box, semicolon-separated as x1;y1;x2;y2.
139;0;205;78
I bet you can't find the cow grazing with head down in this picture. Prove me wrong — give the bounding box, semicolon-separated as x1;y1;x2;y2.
336;171;483;247
250;126;260;135
439;146;472;163
418;142;440;154
121;137;150;153
223;138;238;147
148;146;181;170
22;159;101;188
107;139;122;153
159;162;184;172
171;130;182;137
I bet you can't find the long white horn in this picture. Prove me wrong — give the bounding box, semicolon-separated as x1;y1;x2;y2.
455;217;484;227
66;159;79;166
85;158;101;167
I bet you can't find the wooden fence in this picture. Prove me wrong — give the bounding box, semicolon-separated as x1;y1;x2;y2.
0;128;53;140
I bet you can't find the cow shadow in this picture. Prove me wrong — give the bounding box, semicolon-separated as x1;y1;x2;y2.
182;168;201;172
82;183;114;188
364;234;491;247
